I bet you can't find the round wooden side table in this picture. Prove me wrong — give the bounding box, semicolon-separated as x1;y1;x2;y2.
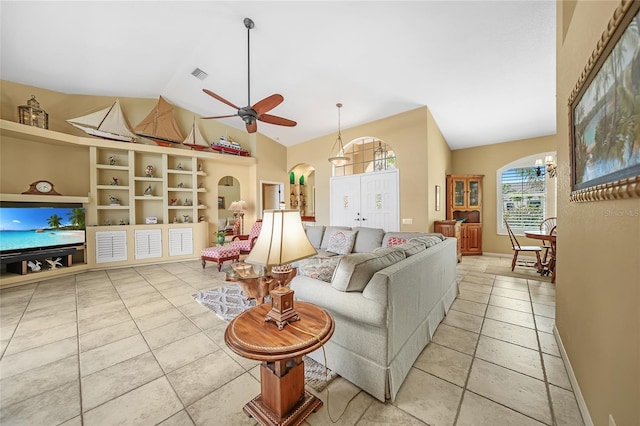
224;302;335;426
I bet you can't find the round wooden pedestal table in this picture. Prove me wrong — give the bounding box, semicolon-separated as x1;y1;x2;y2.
224;302;334;426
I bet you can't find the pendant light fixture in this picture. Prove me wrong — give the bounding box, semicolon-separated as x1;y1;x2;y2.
328;103;351;166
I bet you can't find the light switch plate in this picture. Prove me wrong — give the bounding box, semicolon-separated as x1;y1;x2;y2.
402;218;413;225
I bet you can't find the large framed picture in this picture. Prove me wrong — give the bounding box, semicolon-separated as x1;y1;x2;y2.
217;196;225;209
568;0;640;202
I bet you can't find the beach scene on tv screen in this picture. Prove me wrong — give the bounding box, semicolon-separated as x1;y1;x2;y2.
0;207;85;252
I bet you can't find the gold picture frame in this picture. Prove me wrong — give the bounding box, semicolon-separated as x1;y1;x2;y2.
568;0;640;202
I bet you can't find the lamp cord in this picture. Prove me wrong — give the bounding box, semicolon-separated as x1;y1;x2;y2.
284;322;362;423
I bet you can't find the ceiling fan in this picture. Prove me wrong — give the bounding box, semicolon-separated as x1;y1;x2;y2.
202;17;297;134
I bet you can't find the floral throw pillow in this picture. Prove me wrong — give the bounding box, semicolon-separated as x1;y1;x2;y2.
326;230;357;255
297;257;341;283
387;237;407;247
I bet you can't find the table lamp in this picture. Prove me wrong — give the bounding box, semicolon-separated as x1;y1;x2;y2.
245;209;317;329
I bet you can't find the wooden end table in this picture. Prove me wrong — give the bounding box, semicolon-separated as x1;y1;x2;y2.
225;302;334;426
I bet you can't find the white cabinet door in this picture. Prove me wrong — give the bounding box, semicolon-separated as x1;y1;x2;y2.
330;170;399;231
135;229;162;259
330;175;361;227
168;227;193;256
95;230;127;263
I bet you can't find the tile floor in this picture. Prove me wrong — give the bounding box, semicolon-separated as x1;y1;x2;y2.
0;255;585;425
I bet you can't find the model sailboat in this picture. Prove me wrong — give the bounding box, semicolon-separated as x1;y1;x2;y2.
133;96;184;147
66;99;136;142
182;119;210;151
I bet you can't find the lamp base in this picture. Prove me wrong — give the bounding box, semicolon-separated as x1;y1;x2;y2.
265;286;299;330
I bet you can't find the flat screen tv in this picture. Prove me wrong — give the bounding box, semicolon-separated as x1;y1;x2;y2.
0;203;86;255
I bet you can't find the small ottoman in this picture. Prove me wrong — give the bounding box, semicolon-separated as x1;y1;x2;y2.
201;245;240;271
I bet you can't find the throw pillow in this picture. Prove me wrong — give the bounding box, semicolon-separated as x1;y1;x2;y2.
326;230;357;255
387;237;407;247
297;257;341;283
332;249;406;292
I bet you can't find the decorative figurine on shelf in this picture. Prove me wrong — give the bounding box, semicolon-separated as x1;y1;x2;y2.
173;216;178;224
199;215;205;222
177;182;184;188
108;155;117;165
145;165;154;177
177;163;183;170
197;199;203;206
300;175;305;185
197;182;204;189
45;257;63;270
144;184;152;196
183;215;189;223
170;198;178;206
198;164;203;172
104;218;111;226
119;218;126;225
111;177;119;186
27;260;42;272
184;198;192;206
109;195;120;205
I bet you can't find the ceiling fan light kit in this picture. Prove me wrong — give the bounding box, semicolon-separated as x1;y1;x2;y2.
202;18;297;134
328;103;351;166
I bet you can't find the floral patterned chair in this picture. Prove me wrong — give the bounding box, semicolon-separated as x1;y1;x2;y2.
230;220;262;255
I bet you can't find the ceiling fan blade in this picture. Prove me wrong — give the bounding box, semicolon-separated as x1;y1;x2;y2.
246;121;257;133
253;94;284;115
259;113;297;127
203;89;240;110
201;114;238;120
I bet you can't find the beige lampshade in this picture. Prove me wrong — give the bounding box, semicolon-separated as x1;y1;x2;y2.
245;209;317;267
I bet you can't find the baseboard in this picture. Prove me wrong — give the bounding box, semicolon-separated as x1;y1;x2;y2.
554;326;593;426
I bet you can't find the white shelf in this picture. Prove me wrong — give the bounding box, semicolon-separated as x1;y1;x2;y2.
97;205;130;210
167;188;192;192
0;193;90;203
167;169;192;175
168;206;194;210
97;185;129;190
134;196;163;200
134;177;164;182
96;164;129;171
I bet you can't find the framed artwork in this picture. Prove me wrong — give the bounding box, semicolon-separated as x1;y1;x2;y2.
435;185;441;211
568;0;640;202
217;196;225;209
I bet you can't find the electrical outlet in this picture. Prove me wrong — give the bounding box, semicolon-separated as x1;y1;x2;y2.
402;218;413;225
609;414;617;426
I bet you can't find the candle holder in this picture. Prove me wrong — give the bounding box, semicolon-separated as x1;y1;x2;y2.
18;95;48;129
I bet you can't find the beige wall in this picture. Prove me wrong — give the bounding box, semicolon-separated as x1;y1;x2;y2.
288;106;452;231
557;1;639;425
452;134;557;255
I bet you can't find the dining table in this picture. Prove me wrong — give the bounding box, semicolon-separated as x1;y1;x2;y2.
524;230;556;283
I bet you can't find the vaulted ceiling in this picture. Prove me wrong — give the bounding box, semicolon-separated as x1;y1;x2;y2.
0;1;556;149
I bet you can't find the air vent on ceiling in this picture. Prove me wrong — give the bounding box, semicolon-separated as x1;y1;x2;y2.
191;68;208;80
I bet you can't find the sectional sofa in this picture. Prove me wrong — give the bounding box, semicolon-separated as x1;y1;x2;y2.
290;226;458;401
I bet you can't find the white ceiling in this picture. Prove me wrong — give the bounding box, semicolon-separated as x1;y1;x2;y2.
0;1;556;149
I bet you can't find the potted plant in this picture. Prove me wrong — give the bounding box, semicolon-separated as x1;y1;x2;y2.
216;230;227;245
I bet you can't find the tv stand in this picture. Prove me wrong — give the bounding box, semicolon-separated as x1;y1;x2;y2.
1;247;77;275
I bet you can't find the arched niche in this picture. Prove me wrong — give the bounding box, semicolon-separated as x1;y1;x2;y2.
333;137;396;176
288;163;316;218
218;176;241;225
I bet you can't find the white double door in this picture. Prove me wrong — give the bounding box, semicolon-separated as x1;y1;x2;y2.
330;169;399;231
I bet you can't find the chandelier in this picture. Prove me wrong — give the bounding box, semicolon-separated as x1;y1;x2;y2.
535;155;557;178
328;103;351;166
373;140;389;171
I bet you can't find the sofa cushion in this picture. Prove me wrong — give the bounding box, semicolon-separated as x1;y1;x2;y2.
386;237;407;246
394;240;427;256
305;225;325;249
381;232;428;247
327;230;358;255
332;249;406;292
320;226;352;249
297;256;341;283
410;234;445;248
352;227;385;253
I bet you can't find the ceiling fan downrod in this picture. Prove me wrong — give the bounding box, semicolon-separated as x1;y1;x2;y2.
244;18;254;110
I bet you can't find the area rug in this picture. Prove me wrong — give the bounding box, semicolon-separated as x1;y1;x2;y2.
194;284;338;392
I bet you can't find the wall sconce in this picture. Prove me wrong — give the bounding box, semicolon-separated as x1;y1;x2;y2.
535;156;557;178
18;95;48;129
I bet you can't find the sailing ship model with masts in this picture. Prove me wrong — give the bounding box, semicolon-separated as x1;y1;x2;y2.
66;99;136;142
182;118;210;151
133;96;184;147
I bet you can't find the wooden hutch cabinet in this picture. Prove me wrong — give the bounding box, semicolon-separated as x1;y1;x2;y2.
445;175;483;256
434;220;462;262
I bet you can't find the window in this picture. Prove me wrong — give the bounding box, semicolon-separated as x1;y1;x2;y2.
333;138;396;176
497;153;556;235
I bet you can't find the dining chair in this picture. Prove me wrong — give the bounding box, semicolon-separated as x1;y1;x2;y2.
504;220;542;271
540;217;557;264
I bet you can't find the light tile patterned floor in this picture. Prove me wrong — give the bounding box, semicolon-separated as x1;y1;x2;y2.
0;256;585;425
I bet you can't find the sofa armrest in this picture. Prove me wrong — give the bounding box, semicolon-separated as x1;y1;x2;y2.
291;275;386;327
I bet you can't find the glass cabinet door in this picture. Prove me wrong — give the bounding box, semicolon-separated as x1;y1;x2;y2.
454;180;465;207
468;179;480;207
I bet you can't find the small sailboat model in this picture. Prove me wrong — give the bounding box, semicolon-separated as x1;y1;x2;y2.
66;99;136;142
182;119;210;151
133;96;184;147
